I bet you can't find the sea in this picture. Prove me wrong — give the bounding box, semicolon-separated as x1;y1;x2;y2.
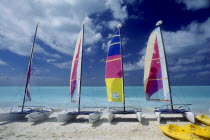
0;86;209;114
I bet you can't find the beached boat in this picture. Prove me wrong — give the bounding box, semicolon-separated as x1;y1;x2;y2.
196;115;210;126
105;24;142;123
8;23;53;122
181;124;210;139
57;22;102;124
144;20;195;123
159;124;202;140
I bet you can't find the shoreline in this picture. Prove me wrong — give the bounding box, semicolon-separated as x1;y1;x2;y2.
0;111;209;140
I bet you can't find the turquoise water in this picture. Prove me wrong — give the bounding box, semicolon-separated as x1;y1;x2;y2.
0;86;209;113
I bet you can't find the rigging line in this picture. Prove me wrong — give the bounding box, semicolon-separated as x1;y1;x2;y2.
173;88;185;104
11;76;25;110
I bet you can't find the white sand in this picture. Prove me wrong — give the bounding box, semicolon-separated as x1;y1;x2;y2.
0;111;202;140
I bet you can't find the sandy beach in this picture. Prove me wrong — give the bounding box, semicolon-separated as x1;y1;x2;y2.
1;111;207;140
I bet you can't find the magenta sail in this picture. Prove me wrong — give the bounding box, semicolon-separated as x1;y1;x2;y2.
25;62;32;101
70;28;83;102
146;37;163;97
144;27;170;101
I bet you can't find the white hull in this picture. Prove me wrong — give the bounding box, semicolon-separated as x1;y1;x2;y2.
154;109;195;123
183;112;195;123
107;111;142;123
154;111;161;122
57;111;77;122
107;112;115;123
89;112;102;124
28;110;53;122
0;112;27;121
136;111;142;122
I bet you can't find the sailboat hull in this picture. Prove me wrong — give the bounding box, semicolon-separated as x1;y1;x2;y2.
28;110;53;122
57;111;78;122
154;109;195;123
107;110;142;123
9;110;36;121
183;112;195;123
107;112;115;123
89;112;102;124
57;110;102;123
136;111;142;122
0;112;28;121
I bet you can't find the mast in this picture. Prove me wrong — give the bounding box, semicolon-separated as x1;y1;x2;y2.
156;21;173;110
78;22;85;112
118;24;125;111
21;22;39;112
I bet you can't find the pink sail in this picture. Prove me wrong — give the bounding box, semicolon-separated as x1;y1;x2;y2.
25;62;32;101
70;29;83;102
144;27;170;101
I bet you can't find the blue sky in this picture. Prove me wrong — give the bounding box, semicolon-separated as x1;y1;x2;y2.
0;0;210;86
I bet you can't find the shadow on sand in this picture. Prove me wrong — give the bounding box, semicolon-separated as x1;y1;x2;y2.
110;117;139;125
60;117;87;126
160;117;189;124
91;118;107;127
141;117;157;126
31;117;58;126
0;113;27;125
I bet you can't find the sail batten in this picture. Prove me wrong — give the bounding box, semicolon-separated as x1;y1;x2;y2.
105;30;124;103
144;27;170;101
70;28;83;102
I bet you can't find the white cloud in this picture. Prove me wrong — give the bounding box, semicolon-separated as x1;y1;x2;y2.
102;40;111;52
0;0;132;58
108;20;121;30
46;59;56;63
176;0;210;10
163;17;210;55
197;71;210;76
99;58;105;63
124;56;144;71
105;0;128;22
169;64;210;72
53;61;71;69
177;56;205;65
0;59;8;65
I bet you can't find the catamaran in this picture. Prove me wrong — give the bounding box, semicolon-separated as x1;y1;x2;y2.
57;22;102;124
105;24;142;123
9;23;53;122
144;20;195;123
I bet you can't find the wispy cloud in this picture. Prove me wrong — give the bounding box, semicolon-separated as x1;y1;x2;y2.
163;17;210;55
176;0;210;11
124;56;144;71
108;20;121;30
169;64;210;72
53;61;71;69
0;59;8;65
0;0;133;58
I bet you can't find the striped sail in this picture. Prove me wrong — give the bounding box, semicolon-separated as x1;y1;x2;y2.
70;29;83;102
23;24;39;102
25;60;32;101
105;29;124;102
144;27;170;101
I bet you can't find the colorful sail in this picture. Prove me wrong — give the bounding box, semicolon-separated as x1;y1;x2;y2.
105;29;124;102
25;60;32;101
23;24;39;102
70;28;83;102
144;27;170;101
